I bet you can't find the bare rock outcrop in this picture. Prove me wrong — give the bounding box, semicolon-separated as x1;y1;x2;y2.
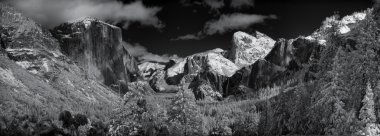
229;31;275;68
51;17;139;91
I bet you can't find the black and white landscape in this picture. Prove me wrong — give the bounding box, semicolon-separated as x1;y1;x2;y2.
0;0;379;136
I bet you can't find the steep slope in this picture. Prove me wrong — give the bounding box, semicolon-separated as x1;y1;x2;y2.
51;17;139;92
166;48;240;99
138;61;166;80
166;32;276;99
168;48;239;79
229;31;275;68
228;12;368;94
254;9;380;136
0;3;120;126
138;61;179;93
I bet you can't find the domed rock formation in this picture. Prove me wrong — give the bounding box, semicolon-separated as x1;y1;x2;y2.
138;61;179;93
228;36;325;92
165;48;239;99
229;31;275;68
167;48;239;80
138;61;166;81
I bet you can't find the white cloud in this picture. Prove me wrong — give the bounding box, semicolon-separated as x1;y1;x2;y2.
170;33;204;41
230;0;254;8
172;13;276;40
204;13;276;35
204;0;225;10
180;0;255;11
11;0;163;28
123;42;181;63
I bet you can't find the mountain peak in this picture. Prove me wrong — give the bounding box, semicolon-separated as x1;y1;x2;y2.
66;16;118;29
230;31;275;68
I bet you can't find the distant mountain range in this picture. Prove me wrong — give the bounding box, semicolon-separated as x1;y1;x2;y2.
1;2;380;136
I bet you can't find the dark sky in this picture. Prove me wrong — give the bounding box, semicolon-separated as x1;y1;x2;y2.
118;0;373;57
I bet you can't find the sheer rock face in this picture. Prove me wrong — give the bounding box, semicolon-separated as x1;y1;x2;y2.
228;37;324;92
265;37;322;70
138;61;166;81
0;3;119;116
166;48;239;96
165;32;276;97
138;61;179;93
0;4;66;77
51;17;139;90
229;31;275;68
149;70;179;93
167;48;238;80
191;81;223;101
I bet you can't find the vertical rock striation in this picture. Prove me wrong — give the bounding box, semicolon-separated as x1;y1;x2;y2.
51;17;139;91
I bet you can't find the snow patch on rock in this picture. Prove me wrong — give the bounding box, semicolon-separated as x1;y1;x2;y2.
15;61;33;69
42;59;49;72
341;12;366;25
0;67;25;88
68;17;118;29
138;62;166;78
167;59;186;77
339;25;351;34
339;12;367;34
167;48;239;78
231;31;275;68
207;53;239;77
318;40;327;45
138;62;165;72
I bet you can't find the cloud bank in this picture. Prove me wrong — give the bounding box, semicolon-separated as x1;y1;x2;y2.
11;0;163;28
124;42;182;63
172;13;276;40
204;0;225;10
181;0;254;10
204;13;276;35
230;0;254;9
170;33;204;41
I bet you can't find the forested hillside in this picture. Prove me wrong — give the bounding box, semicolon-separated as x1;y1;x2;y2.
2;1;380;136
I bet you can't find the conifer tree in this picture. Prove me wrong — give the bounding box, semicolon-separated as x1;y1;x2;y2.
314;47;350;134
168;87;202;136
359;83;377;124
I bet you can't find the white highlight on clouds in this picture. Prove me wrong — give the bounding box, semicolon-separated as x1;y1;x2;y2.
230;0;254;8
123;42;181;63
172;13;276;40
170;33;203;41
204;13;276;35
12;0;163;28
181;0;254;10
204;0;225;10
